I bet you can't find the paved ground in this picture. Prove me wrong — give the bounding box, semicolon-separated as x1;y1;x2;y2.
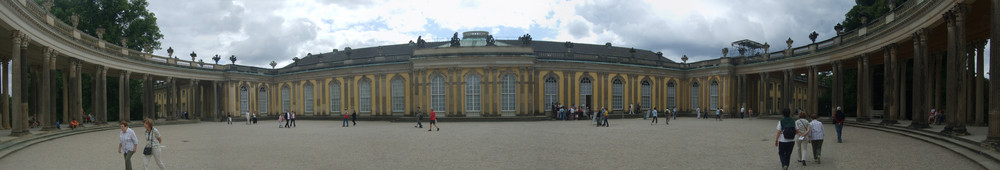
0;118;984;169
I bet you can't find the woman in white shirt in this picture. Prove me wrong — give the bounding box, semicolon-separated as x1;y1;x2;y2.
808;114;825;164
143;118;166;169
119;121;138;170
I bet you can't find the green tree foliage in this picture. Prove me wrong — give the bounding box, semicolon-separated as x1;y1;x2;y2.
36;0;164;51
841;0;908;31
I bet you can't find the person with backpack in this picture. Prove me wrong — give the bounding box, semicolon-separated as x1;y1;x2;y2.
351;110;358;126
650;107;659;125
775;108;796;170
795;112;812;166
833;106;845;143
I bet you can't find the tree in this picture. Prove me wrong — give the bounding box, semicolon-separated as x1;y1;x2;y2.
841;0;908;31
37;0;164;51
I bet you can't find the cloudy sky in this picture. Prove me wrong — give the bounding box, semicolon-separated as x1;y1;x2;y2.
146;0;862;68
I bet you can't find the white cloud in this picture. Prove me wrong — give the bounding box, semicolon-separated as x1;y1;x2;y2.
147;0;856;67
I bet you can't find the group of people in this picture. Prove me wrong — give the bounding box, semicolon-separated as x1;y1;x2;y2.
554;104;591;121
775;108;835;170
928;108;945;125
411;107;440;131
118;118;166;170
278;111;296;128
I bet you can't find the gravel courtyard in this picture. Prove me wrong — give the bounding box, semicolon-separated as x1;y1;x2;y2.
0;118;982;169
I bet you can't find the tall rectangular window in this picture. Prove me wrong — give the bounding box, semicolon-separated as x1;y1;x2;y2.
330;83;340;114
641;81;651;110
501;75;516;112
281;87;290;112
544;77;558;107
360;80;371;113
612;79;623;110
392;79;405;113
710;81;719;111
258;88;267;114
691;83;700;110
465;75;481;113
240;86;248;114
667;82;676;108
431;76;446;113
304;84;314;114
580;78;592;107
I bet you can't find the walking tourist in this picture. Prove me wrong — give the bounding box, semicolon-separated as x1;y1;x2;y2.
601;108;610;127
342;109;350;127
284;111;291;128
252;113;258;124
415;107;424;128
428;107;439;131
278;113;285;128
351;110;358;126
142;118;166;170
795;112;811;166
663;108;670;125
290;111;297;127
833;107;845;143
245;112;251;125
672;107;677;120
716;108;723;121
808;114;825;164
650;107;659;125
741;106;745;119
227;113;232;125
696;107;701;119
630;103;635;115
749;109;754;120
775;108;796;170
119;121;139;170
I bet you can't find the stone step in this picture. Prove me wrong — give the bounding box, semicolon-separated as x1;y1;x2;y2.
0;127;115;160
847;122;1000;169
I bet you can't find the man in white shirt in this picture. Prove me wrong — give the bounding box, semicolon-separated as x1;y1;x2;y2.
741;106;746;119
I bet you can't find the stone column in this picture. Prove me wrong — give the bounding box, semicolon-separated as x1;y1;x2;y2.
142;75;152;119
943;5;971;136
166;77;175;120
71;60;82;124
213;81;220;119
967;46;977;124
97;65;109;124
909;30;930;129
975;40;987;126
983;0;1000;150
858;54;872;122
758;73;766;115
119;71;130;121
882;44;899;125
1;59;7;130
807;66;817;116
784;69;793;110
833;61;843;114
40;47;56;131
9;30;27;136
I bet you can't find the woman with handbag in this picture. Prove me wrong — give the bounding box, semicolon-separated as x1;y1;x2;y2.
142;118;166;169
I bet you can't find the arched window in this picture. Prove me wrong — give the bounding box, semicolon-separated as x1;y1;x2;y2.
431;76;446;113
392;78;405;113
710;81;719;111
240;86;248;114
580;78;592;106
465;75;481;113
501;74;516;112
258;87;267;114
329;83;341;114
544;77;558;107
359;80;371;113
304;83;314;114
667;81;676;108
281;86;290;112
612;79;623;110
641;80;651;110
691;82;700;110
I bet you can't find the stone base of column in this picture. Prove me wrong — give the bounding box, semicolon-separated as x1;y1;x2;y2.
8;129;30;137
952;127;971;136
940;126;954;135
907;122;930;129
879;119;899;125
857;117;871;123
982;138;1000;152
40;125;58;131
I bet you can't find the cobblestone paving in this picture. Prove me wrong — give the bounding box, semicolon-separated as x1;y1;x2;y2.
0;118;983;169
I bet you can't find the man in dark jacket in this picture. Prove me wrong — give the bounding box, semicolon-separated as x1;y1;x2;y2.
415;107;424;128
833;106;845;143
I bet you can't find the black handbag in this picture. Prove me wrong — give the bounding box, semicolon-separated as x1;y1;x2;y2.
142;146;152;155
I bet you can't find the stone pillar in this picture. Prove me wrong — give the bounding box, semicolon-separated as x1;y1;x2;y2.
784;69;793;110
807;66;817;116
1;59;7;130
119;71;130;121
975;40;987;126
967;46;977;124
166;77;175;120
213;81;220;119
833;61;844;114
40;47;56;131
71;60;82;124
858;54;872;122
8;30;28;136
943;5;971;136
882;44;899;125
983;0;1000;150
96;65;108;124
758;72;766;115
909;29;930;129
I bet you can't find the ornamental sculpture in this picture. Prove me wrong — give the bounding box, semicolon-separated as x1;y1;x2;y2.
450;32;460;47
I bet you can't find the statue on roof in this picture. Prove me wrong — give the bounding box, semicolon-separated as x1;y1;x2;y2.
486;35;496;46
450;32;461;47
416;36;426;48
518;34;532;46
